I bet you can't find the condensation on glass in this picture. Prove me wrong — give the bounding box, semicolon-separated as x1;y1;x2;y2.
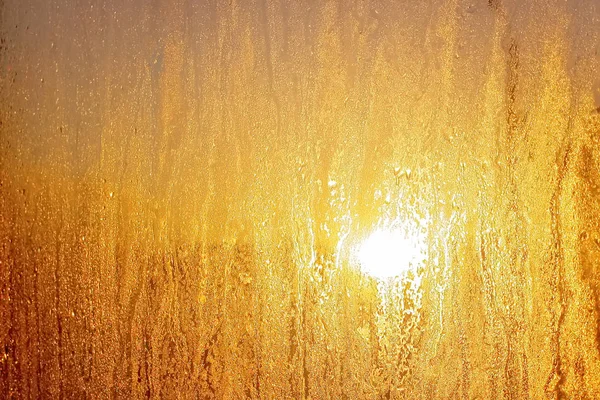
1;0;600;398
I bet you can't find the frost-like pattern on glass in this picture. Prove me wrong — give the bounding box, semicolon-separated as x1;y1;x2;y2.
1;0;600;398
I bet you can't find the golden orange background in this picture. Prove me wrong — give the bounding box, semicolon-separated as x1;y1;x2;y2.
1;0;600;398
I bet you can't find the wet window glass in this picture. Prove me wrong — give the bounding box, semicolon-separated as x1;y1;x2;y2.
1;0;600;398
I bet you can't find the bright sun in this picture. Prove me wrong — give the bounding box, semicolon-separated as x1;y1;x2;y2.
358;228;427;279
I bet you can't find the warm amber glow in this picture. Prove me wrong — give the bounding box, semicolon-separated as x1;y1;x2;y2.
358;227;426;279
2;0;600;398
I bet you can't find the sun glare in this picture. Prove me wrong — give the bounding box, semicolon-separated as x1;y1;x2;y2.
358;227;427;279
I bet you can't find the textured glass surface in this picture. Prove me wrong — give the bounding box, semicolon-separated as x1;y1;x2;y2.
1;0;600;398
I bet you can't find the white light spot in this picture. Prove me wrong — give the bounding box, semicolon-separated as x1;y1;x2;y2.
358;227;426;279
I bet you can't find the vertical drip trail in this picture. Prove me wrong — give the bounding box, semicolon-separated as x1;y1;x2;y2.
53;204;64;400
576;123;600;397
504;36;531;399
259;0;282;140
545;138;572;399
